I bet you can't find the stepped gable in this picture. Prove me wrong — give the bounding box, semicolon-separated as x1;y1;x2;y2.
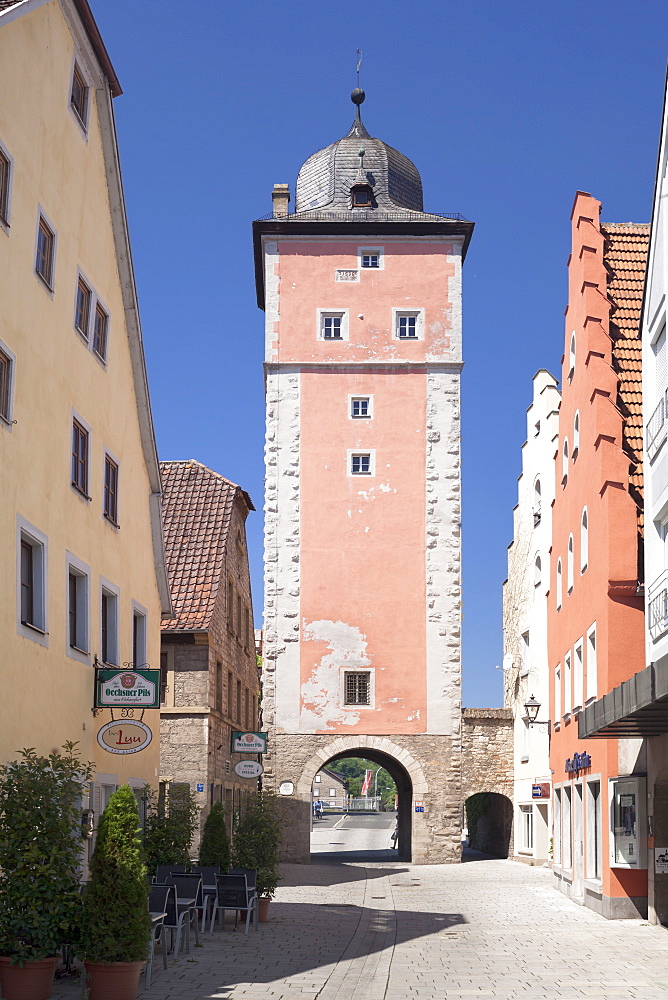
160;460;254;631
601;222;650;533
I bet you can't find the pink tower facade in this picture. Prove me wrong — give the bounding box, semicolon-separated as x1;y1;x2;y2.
254;92;474;862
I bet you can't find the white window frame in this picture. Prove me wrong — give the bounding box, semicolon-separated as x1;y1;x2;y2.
520;631;530;677
74;270;93;342
92;294;110;365
317;308;349;341
585;776;603;882
393;307;424;341
586;623;598;702
0;136;14;233
573;410;580;457
569;332;576;380
100;577;120;666
73;271;111;364
131;600;148;667
348;450;375;477
533;477;541;524
562;438;569;484
567;534;574;593
66;552;90;662
520;718;529;763
564;651;572;717
34;208;57;293
553;787;562;865
103;448;120;527
16;516;48;646
534;553;542;589
69;57;91;136
358;246;384;270
580;507;588;573
573;638;584;714
554;665;562;721
71;408;92;501
349;395;373;419
0;337;16;429
556;558;563;609
340;667;375;710
563;784;573;869
520;804;534;851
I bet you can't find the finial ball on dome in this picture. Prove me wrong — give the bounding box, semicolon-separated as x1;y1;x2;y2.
351;88;365;106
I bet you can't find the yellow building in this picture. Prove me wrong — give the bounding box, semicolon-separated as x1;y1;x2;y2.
0;0;172;826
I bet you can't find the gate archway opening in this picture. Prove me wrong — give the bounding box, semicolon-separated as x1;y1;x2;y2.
307;748;415;862
464;791;513;858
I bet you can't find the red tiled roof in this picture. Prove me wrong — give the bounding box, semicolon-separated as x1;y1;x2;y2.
160;460;254;632
601;223;650;533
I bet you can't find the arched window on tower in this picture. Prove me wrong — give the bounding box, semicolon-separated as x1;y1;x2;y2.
581;508;588;573
573;411;580;458
567;535;574;593
569;332;576;379
562;439;569;484
533;478;542;525
556;558;563;610
534;554;542;588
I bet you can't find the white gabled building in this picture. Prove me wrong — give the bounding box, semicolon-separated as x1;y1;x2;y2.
504;369;560;863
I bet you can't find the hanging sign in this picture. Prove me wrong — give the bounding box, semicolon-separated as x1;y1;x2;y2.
234;760;264;778
95;668;160;709
97;720;152;755
231;731;268;753
532;783;551;799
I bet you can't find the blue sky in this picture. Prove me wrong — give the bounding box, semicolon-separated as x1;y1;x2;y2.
93;0;667;707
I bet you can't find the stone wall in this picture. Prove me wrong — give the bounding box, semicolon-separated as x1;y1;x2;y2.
461;708;514;857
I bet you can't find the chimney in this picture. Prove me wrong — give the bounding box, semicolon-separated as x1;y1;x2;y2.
272;183;290;219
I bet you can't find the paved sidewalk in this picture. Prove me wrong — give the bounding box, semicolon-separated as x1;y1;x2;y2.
48;858;668;1000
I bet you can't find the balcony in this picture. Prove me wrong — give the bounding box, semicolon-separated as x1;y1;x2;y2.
648;570;668;641
646;391;668;461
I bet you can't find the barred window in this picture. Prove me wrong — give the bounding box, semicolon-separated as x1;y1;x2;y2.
344;671;370;706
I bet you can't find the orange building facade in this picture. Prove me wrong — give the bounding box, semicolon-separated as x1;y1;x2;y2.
549;192;649;917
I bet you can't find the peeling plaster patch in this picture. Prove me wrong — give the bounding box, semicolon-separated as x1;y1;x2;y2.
300;619;370;730
386;697;400;703
407;710;421;722
364;526;370;533
356;481;396;502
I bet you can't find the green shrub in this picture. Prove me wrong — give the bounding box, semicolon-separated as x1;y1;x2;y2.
142;783;199;872
231;792;282;898
199;802;230;871
0;743;94;966
81;785;151;963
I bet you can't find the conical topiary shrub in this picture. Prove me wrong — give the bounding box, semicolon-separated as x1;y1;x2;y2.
81;785;151;965
198;801;230;871
231;792;282;899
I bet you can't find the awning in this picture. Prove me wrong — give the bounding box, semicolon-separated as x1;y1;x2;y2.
578;655;668;738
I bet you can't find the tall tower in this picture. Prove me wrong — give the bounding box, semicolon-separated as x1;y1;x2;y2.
253;91;474;863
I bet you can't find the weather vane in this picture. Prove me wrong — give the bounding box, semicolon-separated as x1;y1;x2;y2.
356;48;362;89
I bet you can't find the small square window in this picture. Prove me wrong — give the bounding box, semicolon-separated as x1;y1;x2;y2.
344;671;371;705
70;63;88;128
351;453;371;475
0;147;10;225
362;253;379;268
397;314;417;339
75;278;91;339
359;247;383;270
322;315;342;339
36;216;55;287
0;347;13;423
351;397;370;419
72;419;89;496
104;455;119;525
93;303;108;361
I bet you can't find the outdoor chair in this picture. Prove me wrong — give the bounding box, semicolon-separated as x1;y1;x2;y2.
146;884;170;988
192;865;221;931
166;872;203;947
153;883;190;960
156;863;187;883
228;867;258;928
210;873;258;935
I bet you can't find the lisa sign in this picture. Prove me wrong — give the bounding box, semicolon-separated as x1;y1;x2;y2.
95;668;159;709
97;720;153;755
231;731;268;753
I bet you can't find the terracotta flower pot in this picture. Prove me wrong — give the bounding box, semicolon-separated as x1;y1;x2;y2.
0;955;58;1000
84;960;144;1000
258;896;272;921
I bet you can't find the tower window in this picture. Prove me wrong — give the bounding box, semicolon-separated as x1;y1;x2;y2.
397;314;417;339
344;671;371;705
351;453;371;475
359;247;383;270
322;314;342;339
362;253;379;268
350;396;371;418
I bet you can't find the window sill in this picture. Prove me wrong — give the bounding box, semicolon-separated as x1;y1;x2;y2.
93;349;108;367
69;644;88;655
520;755;529;763
0;412;14;428
71;483;91;501
103;514;120;529
21;620;48;636
35;270;54;294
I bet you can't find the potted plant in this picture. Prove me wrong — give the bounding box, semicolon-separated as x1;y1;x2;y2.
80;784;151;1000
199;801;230;871
0;743;94;1000
143;782;199;871
231;792;282;921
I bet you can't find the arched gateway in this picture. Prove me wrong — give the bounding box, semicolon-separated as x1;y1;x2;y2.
254;90;475;866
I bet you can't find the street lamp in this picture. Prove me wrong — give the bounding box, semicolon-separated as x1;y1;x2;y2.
373;767;385;805
523;694;551;735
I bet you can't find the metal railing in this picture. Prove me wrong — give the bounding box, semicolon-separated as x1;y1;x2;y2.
648;570;668;640
255;210;469;223
646;390;668;460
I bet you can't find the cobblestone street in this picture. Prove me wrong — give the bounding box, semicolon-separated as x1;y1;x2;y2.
48;857;668;1000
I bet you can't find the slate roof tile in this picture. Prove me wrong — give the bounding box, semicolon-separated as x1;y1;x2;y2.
601;222;649;534
160;460;254;632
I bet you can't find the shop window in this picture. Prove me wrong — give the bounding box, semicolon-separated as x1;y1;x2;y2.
586;780;602;880
521;805;533;851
